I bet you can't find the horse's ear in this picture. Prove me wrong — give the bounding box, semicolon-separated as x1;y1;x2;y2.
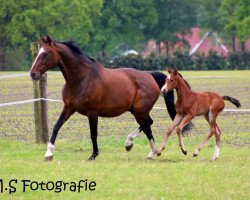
40;35;45;43
173;68;178;75
46;35;52;44
166;67;171;74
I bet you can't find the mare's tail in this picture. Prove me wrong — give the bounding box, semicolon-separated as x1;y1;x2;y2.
222;96;241;108
150;72;193;133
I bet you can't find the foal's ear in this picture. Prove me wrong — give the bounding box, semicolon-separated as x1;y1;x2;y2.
166;67;171;74
173;68;178;75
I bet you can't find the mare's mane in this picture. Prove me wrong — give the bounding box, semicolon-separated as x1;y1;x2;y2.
58;41;96;63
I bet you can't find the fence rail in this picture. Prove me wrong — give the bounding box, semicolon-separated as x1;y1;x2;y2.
0;98;249;112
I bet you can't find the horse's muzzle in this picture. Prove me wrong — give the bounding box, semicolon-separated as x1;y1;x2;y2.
30;72;40;81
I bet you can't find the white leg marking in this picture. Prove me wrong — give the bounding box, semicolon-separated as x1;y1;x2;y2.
125;128;140;147
30;47;45;70
213;145;220;160
194;149;199;155
45;142;55;157
147;139;157;159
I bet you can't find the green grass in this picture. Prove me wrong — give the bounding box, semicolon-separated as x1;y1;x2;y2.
0;70;249;199
0;138;249;200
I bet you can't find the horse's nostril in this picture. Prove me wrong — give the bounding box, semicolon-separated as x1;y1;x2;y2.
30;72;36;79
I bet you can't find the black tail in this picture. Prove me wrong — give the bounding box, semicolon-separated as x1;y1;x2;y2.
222;96;241;108
150;72;193;133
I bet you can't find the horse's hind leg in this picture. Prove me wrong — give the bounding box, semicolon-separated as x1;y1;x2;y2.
125;127;141;151
134;114;156;159
125;117;153;152
211;124;221;161
193;113;216;157
45;106;75;161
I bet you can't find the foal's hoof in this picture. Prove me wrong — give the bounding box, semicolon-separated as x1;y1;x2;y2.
156;151;162;157
210;156;219;162
125;143;133;152
181;149;187;155
193;153;198;157
44;155;53;162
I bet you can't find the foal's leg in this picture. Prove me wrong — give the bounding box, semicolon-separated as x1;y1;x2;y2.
175;114;195;155
193;115;216;157
45;106;74;161
211;124;221;161
88;113;99;160
157;114;183;156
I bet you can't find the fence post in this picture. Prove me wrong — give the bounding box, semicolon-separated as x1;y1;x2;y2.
30;42;49;143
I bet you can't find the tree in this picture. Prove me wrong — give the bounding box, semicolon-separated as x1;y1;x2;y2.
89;0;158;57
145;0;198;56
221;0;250;50
0;0;103;70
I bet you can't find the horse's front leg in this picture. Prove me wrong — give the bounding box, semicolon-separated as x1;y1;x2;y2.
175;114;194;155
45;106;74;161
88;113;99;160
157;114;183;156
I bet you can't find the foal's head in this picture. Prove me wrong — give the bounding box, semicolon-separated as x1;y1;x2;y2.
30;35;60;80
161;67;187;93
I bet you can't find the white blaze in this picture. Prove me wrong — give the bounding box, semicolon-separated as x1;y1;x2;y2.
161;75;170;92
30;47;45;71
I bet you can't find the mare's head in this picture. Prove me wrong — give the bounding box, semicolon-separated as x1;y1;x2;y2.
30;35;60;80
161;67;189;94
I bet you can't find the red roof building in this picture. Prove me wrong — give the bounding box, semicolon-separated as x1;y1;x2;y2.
142;27;250;57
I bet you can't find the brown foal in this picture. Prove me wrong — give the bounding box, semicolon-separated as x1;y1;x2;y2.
157;68;241;161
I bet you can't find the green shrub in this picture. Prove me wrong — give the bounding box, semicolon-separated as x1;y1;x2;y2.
98;50;249;71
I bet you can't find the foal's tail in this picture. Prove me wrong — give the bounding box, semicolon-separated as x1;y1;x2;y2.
150;72;194;133
222;96;241;108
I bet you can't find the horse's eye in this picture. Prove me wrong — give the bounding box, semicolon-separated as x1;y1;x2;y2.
42;53;48;58
170;79;174;82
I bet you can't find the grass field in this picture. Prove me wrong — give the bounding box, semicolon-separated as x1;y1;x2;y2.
0;70;249;199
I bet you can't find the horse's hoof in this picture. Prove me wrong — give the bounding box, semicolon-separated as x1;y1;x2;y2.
193;153;198;157
156;151;162;157
44;155;53;161
125;143;133;152
182;149;187;155
88;155;96;161
88;152;99;161
210;157;218;162
146;156;154;160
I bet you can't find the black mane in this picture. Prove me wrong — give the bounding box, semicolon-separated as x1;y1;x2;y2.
59;41;96;62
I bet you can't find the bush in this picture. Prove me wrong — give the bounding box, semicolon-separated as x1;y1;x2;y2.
228;51;250;70
98;50;250;71
204;51;226;70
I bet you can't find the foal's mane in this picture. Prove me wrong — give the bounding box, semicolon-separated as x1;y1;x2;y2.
58;41;96;63
177;72;191;89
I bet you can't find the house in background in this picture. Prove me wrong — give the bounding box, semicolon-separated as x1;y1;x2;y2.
142;27;250;57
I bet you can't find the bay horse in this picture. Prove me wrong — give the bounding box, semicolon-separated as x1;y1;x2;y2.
157;68;241;161
29;35;190;161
